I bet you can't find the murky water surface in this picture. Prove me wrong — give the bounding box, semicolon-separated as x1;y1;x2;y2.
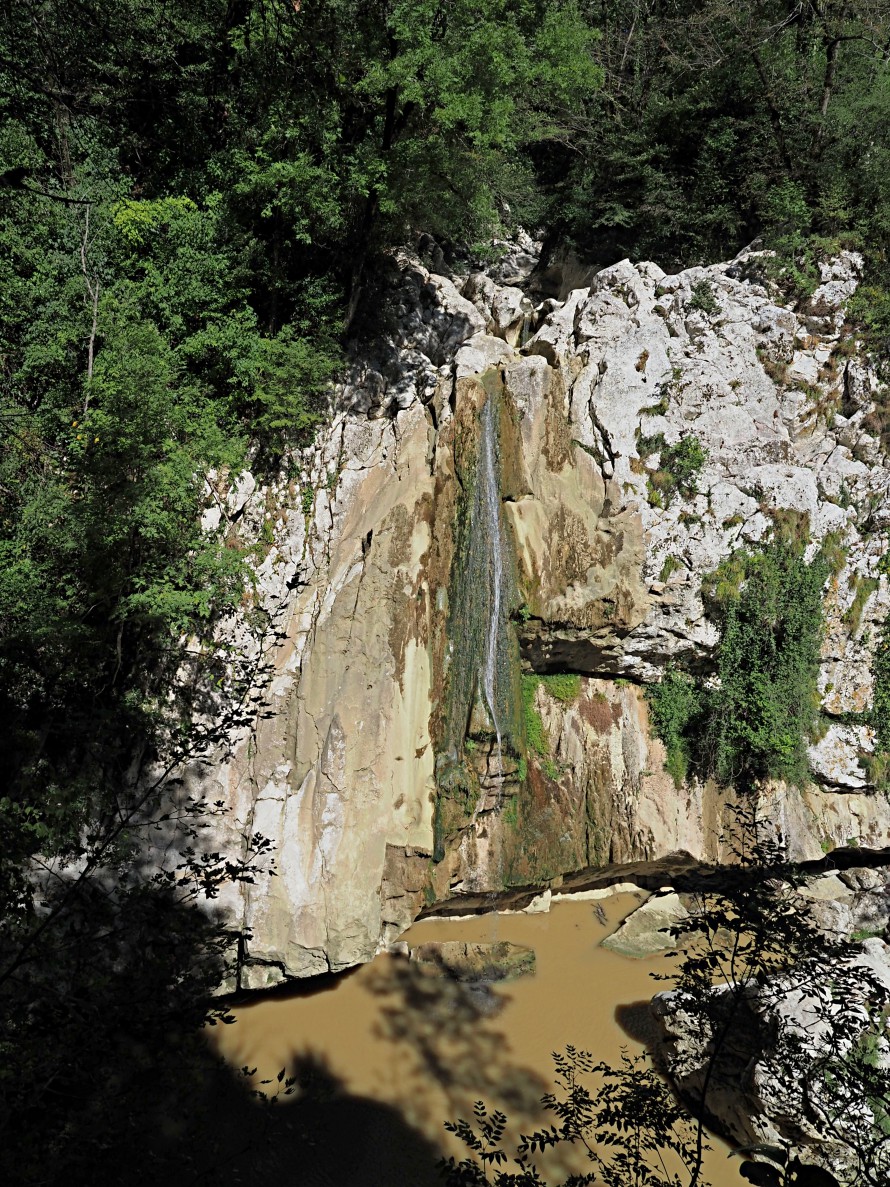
211;893;743;1185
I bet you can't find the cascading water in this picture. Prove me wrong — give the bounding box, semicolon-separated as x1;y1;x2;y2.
518;309;534;348
479;393;505;775
435;373;520;874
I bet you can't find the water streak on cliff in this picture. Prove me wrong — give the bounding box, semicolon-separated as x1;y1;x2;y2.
480;392;505;766
439;374;517;767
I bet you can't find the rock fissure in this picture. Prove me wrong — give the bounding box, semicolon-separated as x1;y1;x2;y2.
181;245;890;988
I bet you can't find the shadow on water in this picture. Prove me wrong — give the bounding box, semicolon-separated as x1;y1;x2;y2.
181;1048;444;1187
363;957;549;1125
208;898;748;1187
185;959;552;1187
195;955;558;1185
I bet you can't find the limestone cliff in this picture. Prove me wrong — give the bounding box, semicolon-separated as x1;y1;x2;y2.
645;869;890;1182
188;244;890;989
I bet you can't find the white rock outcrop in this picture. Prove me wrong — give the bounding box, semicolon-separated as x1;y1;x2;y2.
181;244;890;986
650;931;890;1183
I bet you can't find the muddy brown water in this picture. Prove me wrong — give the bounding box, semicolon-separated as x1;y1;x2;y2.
211;892;744;1186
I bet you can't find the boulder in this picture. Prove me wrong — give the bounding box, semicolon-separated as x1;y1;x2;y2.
601;892;688;958
408;940;536;982
649;933;890;1183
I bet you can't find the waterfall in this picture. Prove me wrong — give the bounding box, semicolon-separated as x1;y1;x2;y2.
436;375;517;871
518;309;534;348
480;393;505;767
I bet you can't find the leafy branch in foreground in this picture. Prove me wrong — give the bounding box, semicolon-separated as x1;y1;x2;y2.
440;1048;708;1187
0;628;279;1186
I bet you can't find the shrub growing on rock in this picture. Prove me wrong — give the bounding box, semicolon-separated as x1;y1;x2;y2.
648;533;828;793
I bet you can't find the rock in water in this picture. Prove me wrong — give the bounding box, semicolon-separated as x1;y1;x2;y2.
408;940;535;982
601;892;688;958
649;933;890;1184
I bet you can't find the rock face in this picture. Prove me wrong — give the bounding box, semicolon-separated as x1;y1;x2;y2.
408;940;535;982
601;890;688;958
650;932;890;1183
614;866;890;1182
185;244;890;988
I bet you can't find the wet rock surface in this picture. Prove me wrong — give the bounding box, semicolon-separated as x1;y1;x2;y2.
178;241;890;986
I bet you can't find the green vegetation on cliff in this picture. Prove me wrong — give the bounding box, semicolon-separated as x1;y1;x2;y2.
866;557;890;790
649;534;828;791
3;1;890;1181
539;673;582;702
646;670;703;788
639;433;708;508
702;538;828;788
522;675;551;760
520;673;579;780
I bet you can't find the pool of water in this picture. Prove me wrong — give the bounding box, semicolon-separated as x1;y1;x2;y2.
210;890;743;1186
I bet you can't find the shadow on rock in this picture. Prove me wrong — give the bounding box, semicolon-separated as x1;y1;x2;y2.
616;999;664;1048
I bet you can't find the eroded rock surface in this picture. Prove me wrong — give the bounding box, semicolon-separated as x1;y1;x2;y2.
183;244;890;987
408;940;535;982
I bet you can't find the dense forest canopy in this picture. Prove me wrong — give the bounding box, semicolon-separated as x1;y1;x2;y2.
1;1;890;1183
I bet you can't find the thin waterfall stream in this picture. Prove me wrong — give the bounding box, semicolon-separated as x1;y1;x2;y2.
435;372;520;873
479;392;505;784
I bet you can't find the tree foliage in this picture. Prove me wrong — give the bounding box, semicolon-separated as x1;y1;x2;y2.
441;1048;708;1187
660;816;890;1187
648;533;828;792
700;537;828;789
544;1;890;272
2;1;890;1182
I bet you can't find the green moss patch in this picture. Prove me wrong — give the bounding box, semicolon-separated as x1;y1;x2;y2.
539;673;581;702
521;674;549;758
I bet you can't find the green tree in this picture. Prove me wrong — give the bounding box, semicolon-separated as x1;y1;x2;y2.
701;537;828;789
542;1;890;277
224;0;602;316
648;532;828;793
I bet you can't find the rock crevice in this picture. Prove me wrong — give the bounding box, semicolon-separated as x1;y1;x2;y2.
186;246;890;986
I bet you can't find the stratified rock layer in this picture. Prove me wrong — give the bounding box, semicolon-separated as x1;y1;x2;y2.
188;246;890;986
